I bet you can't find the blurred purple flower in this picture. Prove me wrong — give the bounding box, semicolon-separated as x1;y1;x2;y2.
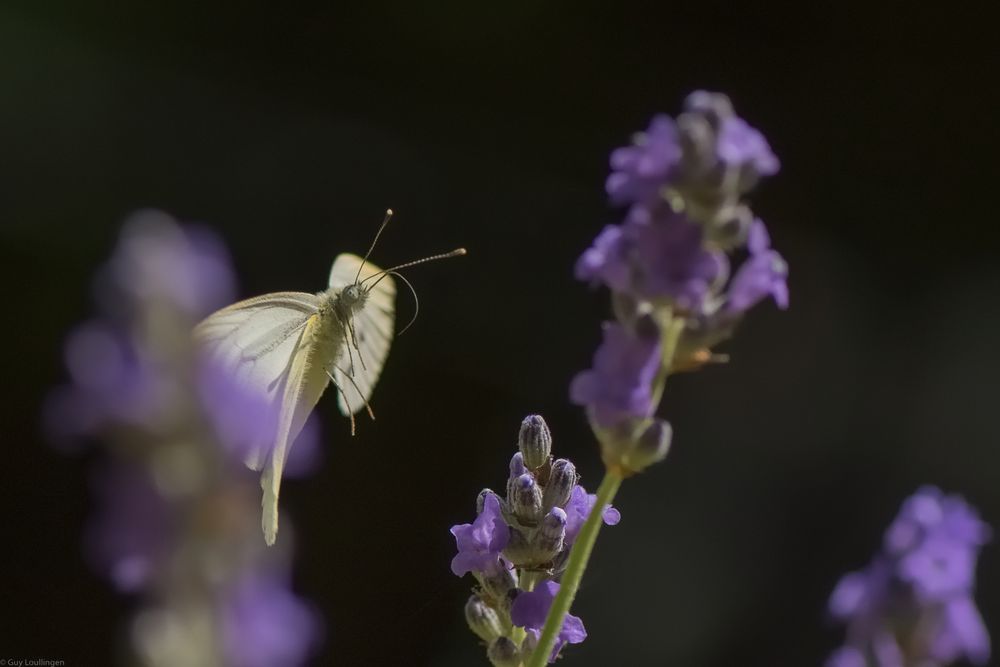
627;207;727;309
450;492;510;577
196;359;321;477
85;463;173;592
724;219;789;313
564;485;621;545
677;90;780;199
578;92;784;330
99;210;235;317
569;320;661;428
931;596;991;665
827;486;991;666
884;486;990;556
511;581;587;663
221;573;321;667
606;114;682;206
53;212;326;664
575;209;725;313
716;116;780;177
574;224;631;292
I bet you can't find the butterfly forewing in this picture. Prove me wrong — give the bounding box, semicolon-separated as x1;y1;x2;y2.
328;253;396;415
194;291;321;468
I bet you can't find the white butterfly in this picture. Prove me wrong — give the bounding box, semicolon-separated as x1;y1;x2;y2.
195;212;464;544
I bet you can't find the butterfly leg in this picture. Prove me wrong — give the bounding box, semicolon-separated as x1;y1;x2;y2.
324;370;357;436
347;316;368;372
330;366;376;421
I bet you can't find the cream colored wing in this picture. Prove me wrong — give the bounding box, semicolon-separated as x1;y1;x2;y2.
328;254;396;415
194;291;321;470
259;313;337;545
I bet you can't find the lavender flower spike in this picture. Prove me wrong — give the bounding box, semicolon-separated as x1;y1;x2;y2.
453;416;618;663
827;486;991;666
450;492;510;577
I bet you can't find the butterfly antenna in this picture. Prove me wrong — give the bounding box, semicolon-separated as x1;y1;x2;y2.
363;248;467;288
388;271;420;335
355;209;394;283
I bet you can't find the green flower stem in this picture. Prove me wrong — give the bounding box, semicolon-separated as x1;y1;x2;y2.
650;311;686;408
524;470;623;667
526;310;686;666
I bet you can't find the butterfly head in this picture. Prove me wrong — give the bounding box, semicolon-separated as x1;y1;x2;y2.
337;282;368;313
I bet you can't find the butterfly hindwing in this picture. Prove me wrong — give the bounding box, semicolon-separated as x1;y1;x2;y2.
328;254;396;416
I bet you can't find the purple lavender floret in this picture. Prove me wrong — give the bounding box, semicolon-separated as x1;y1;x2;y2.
221;573;322;667
724;219;789;313
606;114;682;207
626;207;727;309
569;320;661;428
574;224;632;293
47;321;163;438
827;486;991;666
716;115;780;177
511;581;587;663
678;90;780;199
450;492;511;577
564;485;621;545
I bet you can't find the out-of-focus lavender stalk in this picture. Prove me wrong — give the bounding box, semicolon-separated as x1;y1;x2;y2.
46;211;320;666
525;92;787;667
827;487;991;667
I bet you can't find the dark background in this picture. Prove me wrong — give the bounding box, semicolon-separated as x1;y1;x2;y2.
2;2;998;666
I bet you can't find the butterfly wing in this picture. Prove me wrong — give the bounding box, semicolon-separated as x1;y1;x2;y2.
328;254;396;415
196;290;343;545
259;312;340;545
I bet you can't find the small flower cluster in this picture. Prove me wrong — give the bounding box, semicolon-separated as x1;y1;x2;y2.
46;211;320;667
827;486;991;667
570;91;787;472
451;415;620;665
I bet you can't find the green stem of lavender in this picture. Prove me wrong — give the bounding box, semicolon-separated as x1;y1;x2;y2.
524;469;623;667
526;311;685;667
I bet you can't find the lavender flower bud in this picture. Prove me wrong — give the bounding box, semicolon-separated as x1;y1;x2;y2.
465;595;504;642
520;631;539;658
509;451;527;479
542;459;577;511
518;415;552;470
627;419;673;470
487;637;521;667
533;507;567;562
683;90;734;127
510;473;543;525
549;548;570;577
502;527;533;565
707;203;753;251
480;566;518;602
476;488;497;514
